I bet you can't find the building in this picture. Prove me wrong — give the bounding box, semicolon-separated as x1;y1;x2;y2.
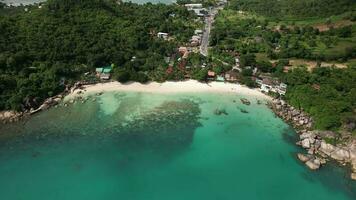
96;66;113;80
225;71;238;82
157;32;169;40
207;70;216;80
185;4;203;9
216;75;225;82
256;77;287;95
194;30;203;35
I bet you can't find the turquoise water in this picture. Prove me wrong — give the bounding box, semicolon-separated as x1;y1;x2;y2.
0;92;355;200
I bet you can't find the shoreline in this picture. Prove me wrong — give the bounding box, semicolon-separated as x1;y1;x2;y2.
65;80;272;100
269;98;356;180
1;80;271;124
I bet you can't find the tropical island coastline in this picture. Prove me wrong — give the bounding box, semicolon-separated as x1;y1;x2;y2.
0;0;355;191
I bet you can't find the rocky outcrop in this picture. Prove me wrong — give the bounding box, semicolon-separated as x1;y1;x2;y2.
269;98;356;181
0;111;24;124
305;158;321;170
30;95;63;115
297;153;312;162
295;130;356;180
269;99;313;130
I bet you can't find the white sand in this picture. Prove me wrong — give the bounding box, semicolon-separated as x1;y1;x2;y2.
66;80;271;100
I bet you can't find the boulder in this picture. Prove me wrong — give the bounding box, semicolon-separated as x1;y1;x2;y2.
297;153;312;162
305;158;321;170
299;120;305;125
351;173;356;181
319;158;327;165
319;141;336;156
302;139;311;149
300;131;316;140
308;147;315;155
314;139;321;149
330;148;350;161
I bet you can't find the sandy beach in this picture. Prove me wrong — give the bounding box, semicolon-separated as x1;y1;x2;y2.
66;80;271;100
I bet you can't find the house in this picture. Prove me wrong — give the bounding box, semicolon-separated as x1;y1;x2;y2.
157;32;169;40
274;83;287;95
185;4;203;10
96;66;113;80
257;76;287;95
208;70;216;80
225;71;238;82
194;29;203;35
216;75;225;82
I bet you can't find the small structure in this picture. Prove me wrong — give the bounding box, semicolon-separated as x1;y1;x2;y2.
157;32;169;40
225;71;238;82
208;70;216;80
256;76;287;95
185;4;203;10
194;29;203;35
216;75;225;82
96;66;113;80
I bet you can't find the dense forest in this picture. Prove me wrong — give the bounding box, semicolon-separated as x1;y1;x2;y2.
229;0;356;19
281;66;356;131
0;0;195;110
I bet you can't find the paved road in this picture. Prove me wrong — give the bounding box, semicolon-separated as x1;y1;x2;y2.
200;9;215;56
200;5;224;56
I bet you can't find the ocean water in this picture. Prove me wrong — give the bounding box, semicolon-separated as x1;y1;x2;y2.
0;92;355;200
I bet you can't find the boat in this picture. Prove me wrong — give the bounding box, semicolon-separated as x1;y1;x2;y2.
240;98;251;105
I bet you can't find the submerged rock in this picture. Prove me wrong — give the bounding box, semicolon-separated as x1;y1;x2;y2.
351;173;356;180
240;98;251;105
297;153;312;162
305;158;321;170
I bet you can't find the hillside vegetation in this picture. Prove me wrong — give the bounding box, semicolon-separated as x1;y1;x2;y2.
0;0;194;111
210;1;356;131
229;0;356;19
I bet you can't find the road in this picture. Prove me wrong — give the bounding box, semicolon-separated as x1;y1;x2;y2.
200;4;225;56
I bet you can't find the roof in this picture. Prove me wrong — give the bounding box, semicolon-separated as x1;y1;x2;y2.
208;71;215;77
216;76;225;81
103;68;112;73
96;68;103;73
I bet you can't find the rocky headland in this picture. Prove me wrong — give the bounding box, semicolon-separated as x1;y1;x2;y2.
270;98;356;180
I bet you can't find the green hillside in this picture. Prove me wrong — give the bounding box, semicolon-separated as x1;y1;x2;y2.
229;0;356;19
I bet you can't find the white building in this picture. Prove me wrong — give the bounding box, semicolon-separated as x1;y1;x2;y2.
185;4;203;9
157;32;168;40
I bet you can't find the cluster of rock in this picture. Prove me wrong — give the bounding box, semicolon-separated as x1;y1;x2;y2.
0;111;24;124
269;98;356;180
0;81;90;124
269;99;313;129
296;130;356;180
30;95;63;114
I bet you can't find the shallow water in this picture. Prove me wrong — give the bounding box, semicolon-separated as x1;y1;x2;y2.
0;92;355;200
